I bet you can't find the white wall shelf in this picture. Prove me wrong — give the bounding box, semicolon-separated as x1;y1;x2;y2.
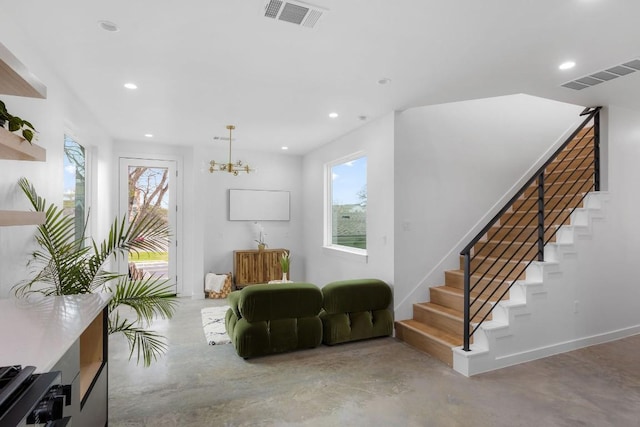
0;210;45;226
0;43;48;227
0;127;46;161
0;42;47;98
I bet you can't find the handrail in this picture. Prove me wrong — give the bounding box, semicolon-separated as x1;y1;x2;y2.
461;107;601;351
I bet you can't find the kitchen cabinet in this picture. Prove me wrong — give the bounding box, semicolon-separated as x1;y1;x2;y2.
0;294;111;426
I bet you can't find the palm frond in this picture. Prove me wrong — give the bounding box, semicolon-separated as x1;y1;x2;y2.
109;275;177;325
109;311;169;367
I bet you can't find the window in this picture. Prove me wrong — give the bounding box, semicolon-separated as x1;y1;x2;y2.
326;154;367;253
63;135;86;242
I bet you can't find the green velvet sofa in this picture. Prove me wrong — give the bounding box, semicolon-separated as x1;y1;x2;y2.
319;278;393;345
225;282;323;358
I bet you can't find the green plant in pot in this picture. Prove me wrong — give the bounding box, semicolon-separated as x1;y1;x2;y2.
280;251;290;281
0;99;37;143
13;178;178;366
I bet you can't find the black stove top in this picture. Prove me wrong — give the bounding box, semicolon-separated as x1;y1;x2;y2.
0;365;69;426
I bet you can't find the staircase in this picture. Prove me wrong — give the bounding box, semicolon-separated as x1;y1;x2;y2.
395;109;600;368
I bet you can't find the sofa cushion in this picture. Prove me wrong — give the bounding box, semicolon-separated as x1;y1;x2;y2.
225;282;324;358
320;309;393;344
322;279;392;314
236;282;322;322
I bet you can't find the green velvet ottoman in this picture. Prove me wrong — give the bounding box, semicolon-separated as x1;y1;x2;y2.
225;282;323;358
320;279;393;345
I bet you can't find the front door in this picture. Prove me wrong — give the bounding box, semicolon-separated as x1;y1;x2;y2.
119;158;178;294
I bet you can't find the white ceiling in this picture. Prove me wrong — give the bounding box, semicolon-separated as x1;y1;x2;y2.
3;0;640;154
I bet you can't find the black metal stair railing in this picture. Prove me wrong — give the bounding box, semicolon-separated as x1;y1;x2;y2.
461;106;601;351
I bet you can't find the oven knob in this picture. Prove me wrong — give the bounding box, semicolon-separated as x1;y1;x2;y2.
26;395;64;424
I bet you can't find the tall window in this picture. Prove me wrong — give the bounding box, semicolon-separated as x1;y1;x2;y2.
63;135;86;242
326;154;367;252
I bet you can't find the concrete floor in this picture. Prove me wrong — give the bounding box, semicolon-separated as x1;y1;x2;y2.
108;298;640;427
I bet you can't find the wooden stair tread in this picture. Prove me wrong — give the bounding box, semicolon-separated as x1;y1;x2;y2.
416;302;463;319
396;319;462;347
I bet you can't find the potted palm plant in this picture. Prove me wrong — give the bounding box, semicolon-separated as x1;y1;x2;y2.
13;178;178;366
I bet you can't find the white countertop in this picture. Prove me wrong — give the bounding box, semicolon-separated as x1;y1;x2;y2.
0;293;111;372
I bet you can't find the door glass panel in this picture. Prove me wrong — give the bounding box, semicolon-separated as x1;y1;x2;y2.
127;166;170;279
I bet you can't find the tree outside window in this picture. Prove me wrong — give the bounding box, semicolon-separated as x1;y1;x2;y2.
63;135;86;242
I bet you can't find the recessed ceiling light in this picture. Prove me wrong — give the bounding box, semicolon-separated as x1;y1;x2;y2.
377;78;391;85
98;20;120;32
559;61;576;70
329;112;339;118
124;83;138;90
144;134;153;138
281;146;289;150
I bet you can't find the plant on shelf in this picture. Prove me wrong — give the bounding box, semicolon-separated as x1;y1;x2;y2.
0;100;37;143
13;178;179;367
255;228;267;251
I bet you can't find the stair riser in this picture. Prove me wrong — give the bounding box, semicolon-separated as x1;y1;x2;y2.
566;131;594;148
549;153;594;171
523;180;593;198
500;210;571;226
413;304;462;336
487;226;556;242
429;288;494;320
394;323;453;366
445;270;518;294
545;167;594;182
460;256;528;278
429;287;461;311
512;193;585;212
474;241;538;260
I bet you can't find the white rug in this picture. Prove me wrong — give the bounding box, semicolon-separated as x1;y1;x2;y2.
201;306;231;345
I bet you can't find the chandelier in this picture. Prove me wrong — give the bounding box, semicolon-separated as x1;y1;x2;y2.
209;125;254;175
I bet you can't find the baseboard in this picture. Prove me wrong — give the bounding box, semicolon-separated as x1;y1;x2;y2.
460;324;640;376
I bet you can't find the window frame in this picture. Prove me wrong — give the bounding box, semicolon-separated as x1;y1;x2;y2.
63;133;91;243
323;151;368;261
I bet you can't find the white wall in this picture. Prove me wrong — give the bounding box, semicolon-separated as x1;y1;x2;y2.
394;94;584;320
0;29;114;297
302;113;395;288
194;145;304;297
593;105;640;317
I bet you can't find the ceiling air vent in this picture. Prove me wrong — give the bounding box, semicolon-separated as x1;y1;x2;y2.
263;0;327;28
562;58;640;90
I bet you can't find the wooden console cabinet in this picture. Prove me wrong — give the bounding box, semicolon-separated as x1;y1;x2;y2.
234;248;288;288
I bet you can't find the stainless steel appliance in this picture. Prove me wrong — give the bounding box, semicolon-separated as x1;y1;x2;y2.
0;365;71;426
